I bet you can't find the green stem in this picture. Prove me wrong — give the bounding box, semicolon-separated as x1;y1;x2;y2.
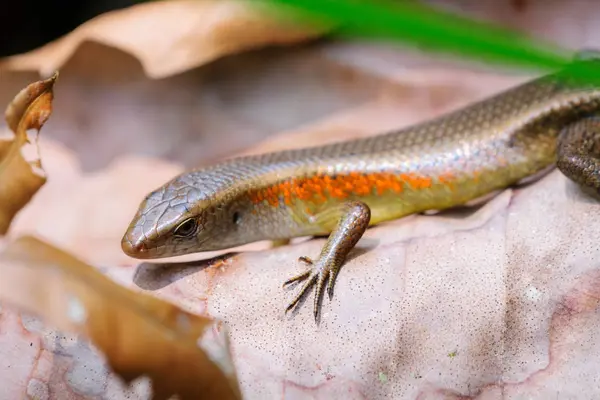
262;0;576;74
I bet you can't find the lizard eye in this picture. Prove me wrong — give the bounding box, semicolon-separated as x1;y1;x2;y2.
173;218;198;238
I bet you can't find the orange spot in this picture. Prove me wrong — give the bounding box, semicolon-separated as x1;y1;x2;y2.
438;171;458;192
400;173;432;190
247;171;438;207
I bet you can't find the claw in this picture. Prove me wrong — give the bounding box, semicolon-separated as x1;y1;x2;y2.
298;256;313;265
283;255;337;321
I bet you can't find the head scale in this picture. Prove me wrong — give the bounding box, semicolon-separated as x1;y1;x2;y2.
121;174;247;259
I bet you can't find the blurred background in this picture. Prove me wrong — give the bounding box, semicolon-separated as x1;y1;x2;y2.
2;0;599;172
0;0;136;56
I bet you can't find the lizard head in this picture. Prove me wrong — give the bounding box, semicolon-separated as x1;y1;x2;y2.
121;176;242;259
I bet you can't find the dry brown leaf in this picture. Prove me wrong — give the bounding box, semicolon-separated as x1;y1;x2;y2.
1;0;330;79
0;235;241;400
0;73;57;234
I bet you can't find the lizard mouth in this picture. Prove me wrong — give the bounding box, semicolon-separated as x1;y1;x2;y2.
121;231;212;260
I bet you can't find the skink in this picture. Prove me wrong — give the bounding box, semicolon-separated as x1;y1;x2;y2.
122;51;600;321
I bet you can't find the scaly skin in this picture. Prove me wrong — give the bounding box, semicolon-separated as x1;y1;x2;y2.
122;54;600;321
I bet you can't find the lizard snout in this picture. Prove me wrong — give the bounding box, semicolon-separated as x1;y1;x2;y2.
121;232;153;259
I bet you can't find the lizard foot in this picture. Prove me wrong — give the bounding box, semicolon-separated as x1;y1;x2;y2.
281;201;371;321
283;255;340;320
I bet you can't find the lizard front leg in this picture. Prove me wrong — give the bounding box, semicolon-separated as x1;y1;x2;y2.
557;116;600;193
283;200;371;321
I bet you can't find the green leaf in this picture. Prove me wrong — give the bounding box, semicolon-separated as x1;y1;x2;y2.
261;0;600;82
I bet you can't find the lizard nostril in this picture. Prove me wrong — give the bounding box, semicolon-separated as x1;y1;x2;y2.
121;234;148;258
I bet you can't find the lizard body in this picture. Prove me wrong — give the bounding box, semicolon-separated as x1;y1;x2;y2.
122;53;600;320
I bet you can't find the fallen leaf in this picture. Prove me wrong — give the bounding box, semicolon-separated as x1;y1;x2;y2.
0;0;330;79
0;235;241;400
0;73;57;234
